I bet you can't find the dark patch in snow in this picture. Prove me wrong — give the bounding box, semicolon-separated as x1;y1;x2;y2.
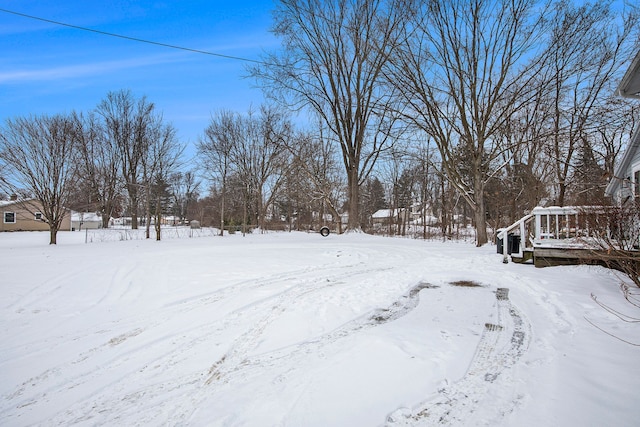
450;280;483;288
496;288;510;300
484;372;499;382
484;323;503;332
370;282;438;324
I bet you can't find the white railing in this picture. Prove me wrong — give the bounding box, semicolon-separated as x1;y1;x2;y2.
499;206;615;263
497;214;534;263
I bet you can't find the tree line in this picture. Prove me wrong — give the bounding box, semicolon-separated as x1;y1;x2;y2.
1;0;639;245
0;90;195;243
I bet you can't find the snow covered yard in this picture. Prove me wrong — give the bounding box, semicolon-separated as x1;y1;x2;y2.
0;231;638;426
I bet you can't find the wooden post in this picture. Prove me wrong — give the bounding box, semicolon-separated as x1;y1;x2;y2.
503;230;509;263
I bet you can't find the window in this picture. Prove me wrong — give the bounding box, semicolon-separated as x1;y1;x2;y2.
635;169;640;197
34;212;43;221
4;212;16;223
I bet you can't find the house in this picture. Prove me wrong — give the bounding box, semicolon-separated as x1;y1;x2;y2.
605;49;640;203
371;208;408;225
0;198;71;232
408;202;439;226
70;212;103;231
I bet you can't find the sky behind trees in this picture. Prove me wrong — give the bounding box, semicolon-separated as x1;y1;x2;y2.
2;0;638;240
0;1;276;152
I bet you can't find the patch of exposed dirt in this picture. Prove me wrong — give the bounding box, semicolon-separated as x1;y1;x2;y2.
449;280;483;288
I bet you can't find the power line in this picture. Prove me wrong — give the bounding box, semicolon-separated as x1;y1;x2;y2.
0;7;268;65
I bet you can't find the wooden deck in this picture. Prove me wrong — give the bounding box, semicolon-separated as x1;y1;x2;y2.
509;246;640;269
498;206;639;268
532;247;609;268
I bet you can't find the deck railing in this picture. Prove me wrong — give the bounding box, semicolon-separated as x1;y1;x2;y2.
497;214;534;263
498;206;616;263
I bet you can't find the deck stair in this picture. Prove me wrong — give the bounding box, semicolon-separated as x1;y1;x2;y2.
511;248;534;264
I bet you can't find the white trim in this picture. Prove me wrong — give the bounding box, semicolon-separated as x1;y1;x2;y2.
633;163;640;198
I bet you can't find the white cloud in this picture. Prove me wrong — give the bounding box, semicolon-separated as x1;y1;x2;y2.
0;54;184;84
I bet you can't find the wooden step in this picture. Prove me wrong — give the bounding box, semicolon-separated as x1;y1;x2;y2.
511;249;534;264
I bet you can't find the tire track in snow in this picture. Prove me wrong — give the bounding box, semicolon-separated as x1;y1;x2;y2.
2;263;331;408
9;263;393;426
386;287;531;426
1;264;327;424
205;281;438;385
3;239;433;426
165;282;438;425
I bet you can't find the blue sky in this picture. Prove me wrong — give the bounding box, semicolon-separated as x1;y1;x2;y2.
0;1;278;153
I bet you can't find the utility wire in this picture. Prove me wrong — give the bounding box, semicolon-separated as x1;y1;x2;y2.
0;7;268;65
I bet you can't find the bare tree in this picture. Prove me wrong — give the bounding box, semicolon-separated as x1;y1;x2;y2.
233;106;291;232
360;176;386;233
72;111;122;228
378;146;412;236
0;115;78;244
252;0;410;231
97;90;156;230
142;119;183;240
542;1;638;206
489;77;556;226
198;110;240;235
593;97;639;181
391;0;549;245
408;140;439;240
198;106;292;233
169;171;200;224
277;126;346;233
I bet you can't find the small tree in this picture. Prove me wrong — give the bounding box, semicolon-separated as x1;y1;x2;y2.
0;115;79;244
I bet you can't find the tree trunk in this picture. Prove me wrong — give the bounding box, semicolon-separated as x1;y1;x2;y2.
220;181;225;236
145;188;151;239
154;195;162;241
347;166;360;231
101;212;110;229
49;226;58;245
130;188;139;230
473;178;488;246
557;182;566;207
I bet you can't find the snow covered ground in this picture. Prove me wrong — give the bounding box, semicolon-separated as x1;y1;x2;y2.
0;230;638;426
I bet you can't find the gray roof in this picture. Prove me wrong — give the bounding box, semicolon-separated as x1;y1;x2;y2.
616;50;640;99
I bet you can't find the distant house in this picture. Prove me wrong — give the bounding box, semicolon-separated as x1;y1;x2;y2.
605;50;640;203
371;208;407;225
0;198;71;232
408;203;439;226
162;215;180;226
70;212;103;231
